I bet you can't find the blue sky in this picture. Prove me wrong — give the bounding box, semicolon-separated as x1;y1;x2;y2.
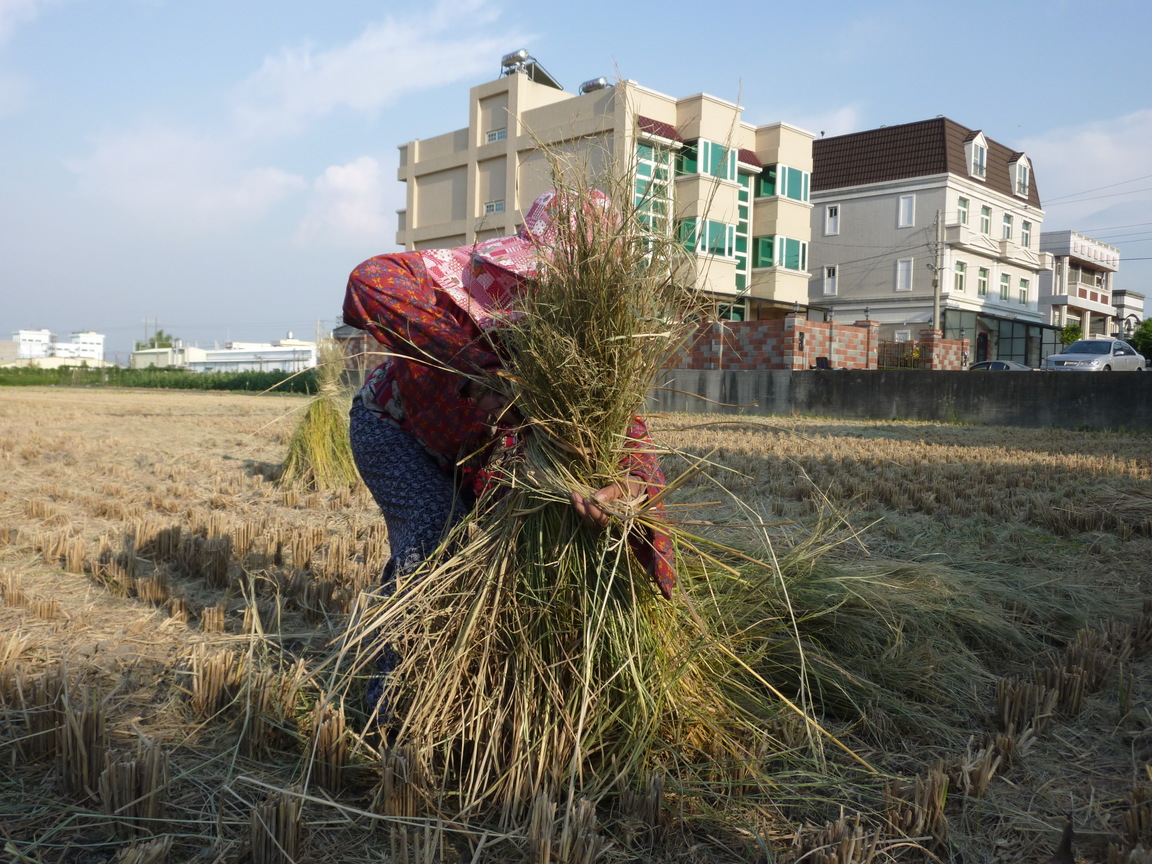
2;0;1150;362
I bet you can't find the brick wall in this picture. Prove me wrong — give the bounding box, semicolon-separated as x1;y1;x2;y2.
677;315;881;371
917;330;971;371
336;319;969;378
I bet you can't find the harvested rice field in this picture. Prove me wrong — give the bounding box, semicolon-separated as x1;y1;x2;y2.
1;386;1150;864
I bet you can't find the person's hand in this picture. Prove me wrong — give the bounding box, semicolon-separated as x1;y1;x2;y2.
571;477;647;530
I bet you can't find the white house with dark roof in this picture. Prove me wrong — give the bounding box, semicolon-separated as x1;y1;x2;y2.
808;117;1057;366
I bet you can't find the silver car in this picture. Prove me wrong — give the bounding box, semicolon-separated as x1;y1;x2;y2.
1043;338;1146;371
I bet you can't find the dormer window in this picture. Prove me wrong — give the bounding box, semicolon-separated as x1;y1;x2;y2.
965;133;988;180
1010;155;1031;197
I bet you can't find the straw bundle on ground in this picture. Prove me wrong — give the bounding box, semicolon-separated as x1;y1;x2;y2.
278;337;359;491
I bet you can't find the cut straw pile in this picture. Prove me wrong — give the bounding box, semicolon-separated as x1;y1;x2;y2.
278;337;359;491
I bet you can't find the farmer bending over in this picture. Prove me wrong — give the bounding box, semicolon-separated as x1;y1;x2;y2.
341;190;676;709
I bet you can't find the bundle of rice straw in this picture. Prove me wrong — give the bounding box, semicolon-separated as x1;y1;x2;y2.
336;173;823;829
278;337;359;491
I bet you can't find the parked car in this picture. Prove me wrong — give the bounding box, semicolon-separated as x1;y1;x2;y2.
1042;338;1146;371
968;360;1035;371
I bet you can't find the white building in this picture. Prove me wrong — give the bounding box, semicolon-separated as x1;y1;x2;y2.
13;329;105;362
188;339;317;374
1037;230;1125;337
809;117;1058;366
131;337;318;373
131;343;209;369
15;329;53;359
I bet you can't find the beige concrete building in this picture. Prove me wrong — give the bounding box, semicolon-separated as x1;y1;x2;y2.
395;57;814;320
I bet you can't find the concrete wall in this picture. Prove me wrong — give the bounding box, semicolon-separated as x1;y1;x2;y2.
650;368;1152;431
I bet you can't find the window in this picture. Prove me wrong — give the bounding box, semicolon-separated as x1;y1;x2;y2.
676;141;697;175
824;265;838;295
1012;158;1031;196
898;194;915;228
752;236;807;270
756;164;776;196
1018;278;1029;305
757;164;809;201
966;134;988;178
999;273;1010;301
778;236;807;270
753;236;773;267
485;128;507;143
678;218;697;251
634;141;673;234
894;329;912;343
954;261;967;293
980;206;992;234
718;300;746;321
957;197;969;225
677;139;735;181
701;140;736;181
698;220;736;257
973;143;987;177
1002;214;1013;240
825;204;840;235
977;267;989;297
1021;220;1032;249
483;199;505;215
896;257;914;292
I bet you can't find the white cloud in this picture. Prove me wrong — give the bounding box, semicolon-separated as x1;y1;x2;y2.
294;156;398;248
0;0;55;43
65;124;307;233
1018;109;1152;226
230;0;524;139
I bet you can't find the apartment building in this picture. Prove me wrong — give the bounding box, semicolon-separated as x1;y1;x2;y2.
809;118;1058;366
394;52;814;320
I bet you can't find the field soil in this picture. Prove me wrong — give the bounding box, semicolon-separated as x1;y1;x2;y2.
1;387;1149;863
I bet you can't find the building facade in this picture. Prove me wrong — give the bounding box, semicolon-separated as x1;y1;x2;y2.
130;338;316;373
12;329;105;362
394;57;814;320
809;118;1058;366
1037;230;1128;337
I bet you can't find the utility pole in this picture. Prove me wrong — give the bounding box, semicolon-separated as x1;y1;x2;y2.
931;210;943;332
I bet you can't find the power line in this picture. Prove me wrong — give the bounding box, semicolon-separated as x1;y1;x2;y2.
1074;220;1152;232
1043;172;1152;203
1044;186;1152;206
